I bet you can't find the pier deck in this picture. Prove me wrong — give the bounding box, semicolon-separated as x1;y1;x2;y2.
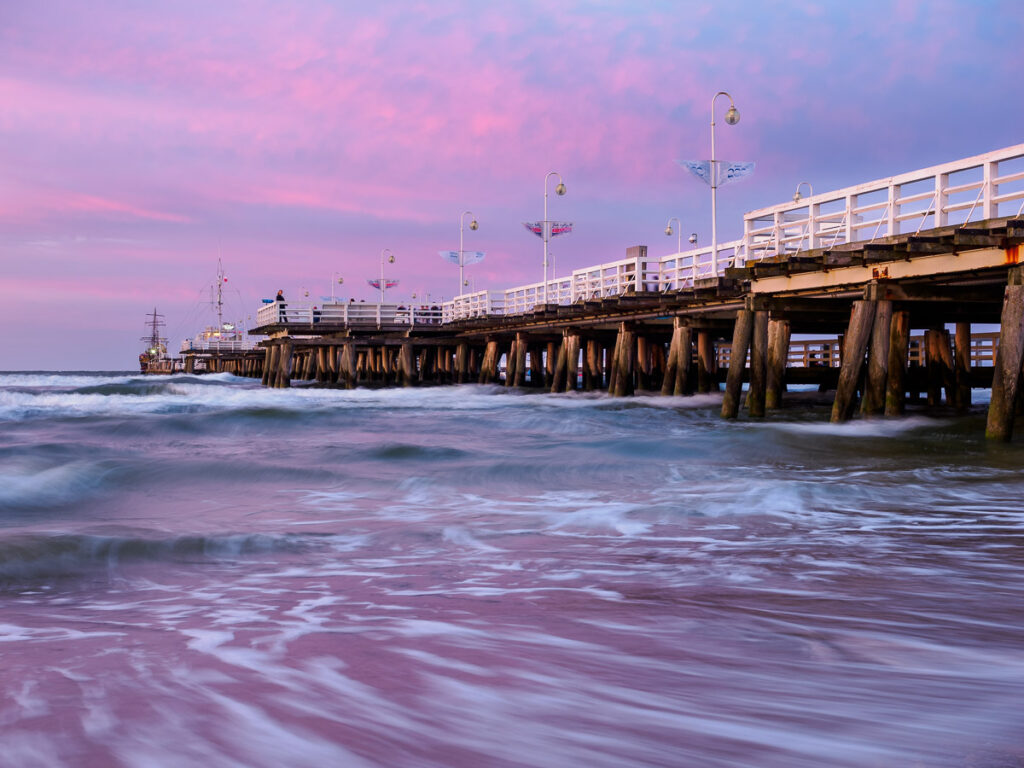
209;143;1024;440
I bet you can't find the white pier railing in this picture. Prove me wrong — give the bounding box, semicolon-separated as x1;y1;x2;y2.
742;143;1024;260
256;301;443;329
251;143;1024;330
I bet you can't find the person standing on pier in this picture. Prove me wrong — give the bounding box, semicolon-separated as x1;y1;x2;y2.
276;289;287;322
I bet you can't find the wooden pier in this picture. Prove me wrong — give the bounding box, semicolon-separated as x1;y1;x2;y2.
220;144;1024;440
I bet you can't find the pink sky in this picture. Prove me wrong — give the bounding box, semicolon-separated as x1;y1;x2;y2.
1;0;1021;369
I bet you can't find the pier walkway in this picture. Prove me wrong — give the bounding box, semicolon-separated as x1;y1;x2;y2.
196;144;1024;440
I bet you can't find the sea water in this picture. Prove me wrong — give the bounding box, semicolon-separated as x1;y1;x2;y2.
1;371;1023;768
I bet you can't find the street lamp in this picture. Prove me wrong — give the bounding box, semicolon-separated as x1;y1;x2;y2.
458;210;479;296
689;233;698;245
665;216;683;253
543;171;566;304
710;91;740;276
793;182;813;203
378;248;395;303
330;273;344;302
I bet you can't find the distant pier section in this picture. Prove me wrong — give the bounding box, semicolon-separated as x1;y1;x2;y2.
200;144;1024;440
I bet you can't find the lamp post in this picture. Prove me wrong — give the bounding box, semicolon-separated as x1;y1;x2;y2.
543;171;567;304
458;210;479;296
793;182;813;203
330;273;344;302
379;248;394;303
710;91;740;276
665;216;683;253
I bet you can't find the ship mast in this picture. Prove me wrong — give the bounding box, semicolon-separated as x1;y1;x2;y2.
140;308;167;356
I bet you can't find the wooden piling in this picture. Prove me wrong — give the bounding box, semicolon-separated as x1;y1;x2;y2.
765;318;790;410
275;340;294;389
479;340;499;384
661;321;681;396
747;311;769;417
697;330;717;392
986;269;1024;440
636;335;651;391
564;333;581;392
830;300;876;422
262;346;273;386
885;310;910;416
861;301;892;416
721;311;754;418
550;336;567;393
454;342;468;384
924;329;944;407
528;344;543;388
955;322;971;412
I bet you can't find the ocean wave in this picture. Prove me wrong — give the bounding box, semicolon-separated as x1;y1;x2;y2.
0;531;311;582
0;459;119;510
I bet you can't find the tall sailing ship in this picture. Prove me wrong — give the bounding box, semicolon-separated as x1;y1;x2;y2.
139;308;175;374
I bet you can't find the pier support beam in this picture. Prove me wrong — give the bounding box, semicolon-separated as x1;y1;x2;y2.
885;310;910;416
609;323;635;397
721;310;754;419
513;334;528;387
550;335;567;393
262;347;273;386
697;331;717;393
274;340;293;389
661;318;691;396
765;318;790;410
862;301;893;416
400;341;415;387
955;322;972;412
747;311;769;417
831;300;876;422
986;268;1024;440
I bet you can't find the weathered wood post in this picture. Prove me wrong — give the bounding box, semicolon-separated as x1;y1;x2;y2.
937;330;956;406
955;322;971;412
528;344;543;388
609;323;635;397
550;335;567;393
274;340;294;389
479;340;499;384
399;341;415;387
584;339;601;390
747;310;769;417
564;333;581;392
262;346;273;386
861;300;893;416
504;339;517;386
924;329;944;407
546;341;557;387
510;334;526;387
697;330;717;392
765;318;791;410
455;342;469;384
721;311;754;418
636;335;651;391
885;310;910;416
661;321;681;396
830;300;876;422
986;267;1024;440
